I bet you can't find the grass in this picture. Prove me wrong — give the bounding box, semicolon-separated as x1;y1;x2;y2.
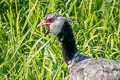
0;0;120;80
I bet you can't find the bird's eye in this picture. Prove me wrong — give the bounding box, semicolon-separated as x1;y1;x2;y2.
47;18;54;23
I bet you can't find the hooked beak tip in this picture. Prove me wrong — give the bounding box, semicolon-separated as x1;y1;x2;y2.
37;23;43;28
37;24;40;28
37;20;46;28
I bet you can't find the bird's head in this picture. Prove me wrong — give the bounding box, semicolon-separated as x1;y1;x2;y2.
37;12;72;36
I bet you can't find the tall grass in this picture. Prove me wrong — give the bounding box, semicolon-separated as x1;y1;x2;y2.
0;0;120;79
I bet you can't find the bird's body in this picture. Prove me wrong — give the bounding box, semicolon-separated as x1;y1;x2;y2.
37;12;120;80
69;57;120;80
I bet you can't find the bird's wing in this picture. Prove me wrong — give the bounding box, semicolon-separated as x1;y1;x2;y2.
69;58;120;80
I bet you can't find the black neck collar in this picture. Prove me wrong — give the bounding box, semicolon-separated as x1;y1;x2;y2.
57;21;78;64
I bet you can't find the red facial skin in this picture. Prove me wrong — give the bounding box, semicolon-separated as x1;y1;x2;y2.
37;17;54;36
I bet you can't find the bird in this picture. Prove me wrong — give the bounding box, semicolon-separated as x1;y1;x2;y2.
37;12;120;80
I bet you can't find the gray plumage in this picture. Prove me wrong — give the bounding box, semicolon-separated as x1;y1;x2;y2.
68;54;120;80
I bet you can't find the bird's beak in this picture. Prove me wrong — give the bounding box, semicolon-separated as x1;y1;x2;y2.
37;20;51;36
37;20;47;28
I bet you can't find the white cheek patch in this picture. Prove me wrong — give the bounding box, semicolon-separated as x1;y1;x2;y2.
50;20;64;35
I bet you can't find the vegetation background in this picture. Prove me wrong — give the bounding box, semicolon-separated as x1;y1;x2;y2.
0;0;120;80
